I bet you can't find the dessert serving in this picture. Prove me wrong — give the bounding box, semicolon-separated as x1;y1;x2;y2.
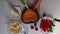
8;21;22;34
21;0;39;23
21;8;39;23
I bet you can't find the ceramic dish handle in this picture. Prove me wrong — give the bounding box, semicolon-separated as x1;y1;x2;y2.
22;0;29;9
54;18;60;22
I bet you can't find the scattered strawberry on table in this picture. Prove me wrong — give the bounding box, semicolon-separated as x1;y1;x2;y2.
31;23;38;31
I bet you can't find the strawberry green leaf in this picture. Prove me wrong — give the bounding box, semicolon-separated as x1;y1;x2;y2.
49;26;53;32
50;21;55;27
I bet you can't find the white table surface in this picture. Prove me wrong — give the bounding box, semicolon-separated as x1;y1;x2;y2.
0;0;60;34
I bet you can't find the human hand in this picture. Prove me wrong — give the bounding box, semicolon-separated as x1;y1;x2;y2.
34;0;42;10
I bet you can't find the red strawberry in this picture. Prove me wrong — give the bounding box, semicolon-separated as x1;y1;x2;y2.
31;25;34;29
40;19;51;32
35;27;38;31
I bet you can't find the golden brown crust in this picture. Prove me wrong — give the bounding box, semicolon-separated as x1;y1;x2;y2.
22;9;38;23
